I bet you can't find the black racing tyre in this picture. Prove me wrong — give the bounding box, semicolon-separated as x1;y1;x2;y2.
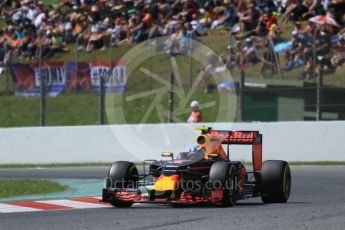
261;160;291;203
209;162;237;207
106;161;138;208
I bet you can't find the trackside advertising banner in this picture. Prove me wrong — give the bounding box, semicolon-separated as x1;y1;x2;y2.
90;61;127;93
65;62;92;93
10;61;127;96
10;61;65;96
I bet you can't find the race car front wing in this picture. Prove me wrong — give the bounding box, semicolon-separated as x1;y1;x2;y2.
102;188;224;205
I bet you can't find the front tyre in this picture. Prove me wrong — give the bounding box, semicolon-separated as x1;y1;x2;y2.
106;161;138;208
209;162;237;207
261;160;291;203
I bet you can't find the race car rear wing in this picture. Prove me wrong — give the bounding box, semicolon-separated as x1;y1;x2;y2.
195;127;262;172
196;127;262;144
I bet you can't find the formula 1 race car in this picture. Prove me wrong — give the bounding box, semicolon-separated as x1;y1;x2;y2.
102;127;291;207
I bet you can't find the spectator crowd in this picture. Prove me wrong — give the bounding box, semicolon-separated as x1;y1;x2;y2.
0;0;345;80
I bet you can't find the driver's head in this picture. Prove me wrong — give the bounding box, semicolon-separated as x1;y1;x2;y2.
188;146;200;153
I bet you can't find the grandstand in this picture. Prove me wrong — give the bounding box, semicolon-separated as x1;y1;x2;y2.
0;0;345;126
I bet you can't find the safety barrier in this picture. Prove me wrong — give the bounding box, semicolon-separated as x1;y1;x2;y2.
0;121;344;164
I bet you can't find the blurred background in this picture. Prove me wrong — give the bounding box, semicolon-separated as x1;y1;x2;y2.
1;0;345;127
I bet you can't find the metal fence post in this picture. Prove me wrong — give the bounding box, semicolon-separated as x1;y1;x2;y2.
75;37;79;93
227;31;232;74
239;69;245;122
109;36;113;91
99;73;105;125
168;72;174;123
109;37;113;67
75;29;89;93
39;44;46;126
146;38;153;90
269;39;282;79
188;31;194;88
312;27;320;80
316;68;323;121
4;44;8;94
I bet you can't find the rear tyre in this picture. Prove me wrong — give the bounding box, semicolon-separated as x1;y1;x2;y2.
209;162;237;207
261;160;291;203
106;161;138;208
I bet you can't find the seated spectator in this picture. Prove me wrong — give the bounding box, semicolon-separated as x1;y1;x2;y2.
22;30;37;60
245;8;276;38
190;13;207;36
133;13;153;43
210;0;238;30
0;0;21;18
261;41;279;77
167;22;188;55
331;34;345;68
264;9;278;32
199;11;213;28
60;16;74;43
267;24;287;43
238;38;261;68
72;15;86;39
203;52;227;93
273;0;289;13
301;26;332;78
177;0;199;22
280;0;306;24
51;29;69;53
116;12;143;46
238;0;260;36
35;30;54;59
284;27;306;71
0;0;342;75
105;18;124;46
224;45;237;70
329;0;345;25
0;31;5;64
34;12;47;30
204;52;227;75
86;28;104;52
301;0;326;19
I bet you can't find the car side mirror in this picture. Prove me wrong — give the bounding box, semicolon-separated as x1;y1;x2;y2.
161;152;174;163
207;153;219;159
161;152;174;158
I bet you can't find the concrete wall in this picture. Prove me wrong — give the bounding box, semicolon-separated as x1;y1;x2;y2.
0;121;344;164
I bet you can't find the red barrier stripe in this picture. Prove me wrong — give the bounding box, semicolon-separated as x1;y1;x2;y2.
5;201;72;211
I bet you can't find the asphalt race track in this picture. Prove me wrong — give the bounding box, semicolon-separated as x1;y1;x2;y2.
0;166;345;230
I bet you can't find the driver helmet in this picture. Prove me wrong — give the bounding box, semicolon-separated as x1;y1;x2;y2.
189;146;200;153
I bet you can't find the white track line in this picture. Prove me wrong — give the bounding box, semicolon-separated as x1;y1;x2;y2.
0;197;149;214
38;199;109;209
0;203;40;213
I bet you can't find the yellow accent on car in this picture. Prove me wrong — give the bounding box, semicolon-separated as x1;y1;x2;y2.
161;152;173;157
194;126;210;131
152;176;178;191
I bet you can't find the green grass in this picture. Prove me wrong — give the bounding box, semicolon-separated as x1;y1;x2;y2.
0;19;5;28
43;0;60;5
0;91;236;126
0;179;68;198
0;94;98;126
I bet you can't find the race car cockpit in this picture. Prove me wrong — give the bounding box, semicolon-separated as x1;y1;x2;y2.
176;147;206;161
